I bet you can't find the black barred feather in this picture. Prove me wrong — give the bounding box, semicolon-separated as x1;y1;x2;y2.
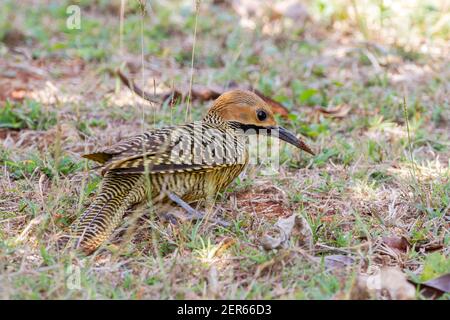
71;115;248;254
69;90;313;254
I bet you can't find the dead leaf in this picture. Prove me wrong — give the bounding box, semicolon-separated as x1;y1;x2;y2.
261;227;285;250
135;287;145;300
2;29;27;47
380;267;416;299
214;237;236;257
117;69;290;118
315;104;352;118
351;267;416;300
10;88;28;100
116;69;160;103
423;273;450;293
415;241;444;252
292;215;313;250
191;84;223;100
382;236;410;253
261;214;313;250
411;273;450;298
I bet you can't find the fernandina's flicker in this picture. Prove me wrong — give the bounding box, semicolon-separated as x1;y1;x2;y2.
70;90;314;254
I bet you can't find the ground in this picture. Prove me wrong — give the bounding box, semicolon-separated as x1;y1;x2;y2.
0;0;449;299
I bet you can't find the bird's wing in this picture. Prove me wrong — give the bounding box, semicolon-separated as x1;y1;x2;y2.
83;123;247;175
83;126;174;164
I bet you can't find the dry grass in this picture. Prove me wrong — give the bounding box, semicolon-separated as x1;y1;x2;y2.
0;0;449;299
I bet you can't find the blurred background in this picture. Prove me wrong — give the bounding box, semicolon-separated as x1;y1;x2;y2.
1;0;448;108
1;0;448;172
0;0;449;299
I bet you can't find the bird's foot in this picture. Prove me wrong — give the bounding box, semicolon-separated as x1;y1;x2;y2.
167;193;231;227
161;212;180;225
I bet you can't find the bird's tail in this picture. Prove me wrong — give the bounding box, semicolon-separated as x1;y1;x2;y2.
71;172;146;254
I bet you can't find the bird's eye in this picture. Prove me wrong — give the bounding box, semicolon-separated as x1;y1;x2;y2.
257;110;267;121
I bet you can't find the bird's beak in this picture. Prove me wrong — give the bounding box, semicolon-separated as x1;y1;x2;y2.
276;126;315;156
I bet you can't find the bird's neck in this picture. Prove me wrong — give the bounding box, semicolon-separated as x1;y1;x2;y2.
202;112;224;126
203;113;246;134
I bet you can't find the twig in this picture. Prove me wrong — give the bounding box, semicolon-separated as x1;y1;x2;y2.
402;96;426;205
116;70;290;117
15;215;45;244
116;69;161;104
185;0;201;122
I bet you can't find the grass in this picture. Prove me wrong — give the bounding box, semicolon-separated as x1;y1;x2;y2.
0;0;449;299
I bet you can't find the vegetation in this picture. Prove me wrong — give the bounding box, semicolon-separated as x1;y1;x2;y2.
0;0;448;299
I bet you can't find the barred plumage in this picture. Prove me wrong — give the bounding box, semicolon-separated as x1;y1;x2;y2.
70;90;314;254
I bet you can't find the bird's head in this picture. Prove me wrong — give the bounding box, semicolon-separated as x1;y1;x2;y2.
206;90;315;155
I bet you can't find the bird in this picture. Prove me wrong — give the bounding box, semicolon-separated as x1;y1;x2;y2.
69;89;314;254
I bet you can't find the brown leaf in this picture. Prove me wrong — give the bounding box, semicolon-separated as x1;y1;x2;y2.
292;215;313;250
116;69;160;103
261;214;312;250
2;29;26;47
191;84;223;100
380;267;416;300
10;88;28;101
117;69;290;118
382;236;410;253
261;215;292;250
352;267;416;300
214;237;236;257
415;241;444;252
423;274;450;293
410;273;450;298
315;104;352;118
